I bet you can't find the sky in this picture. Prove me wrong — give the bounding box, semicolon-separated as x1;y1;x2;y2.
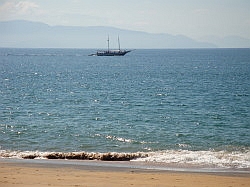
0;0;249;40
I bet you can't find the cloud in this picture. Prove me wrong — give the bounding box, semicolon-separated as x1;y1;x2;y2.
15;1;39;14
0;2;14;15
0;1;42;20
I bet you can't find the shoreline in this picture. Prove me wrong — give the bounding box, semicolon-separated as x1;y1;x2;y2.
0;158;250;177
1;159;249;187
1;158;249;174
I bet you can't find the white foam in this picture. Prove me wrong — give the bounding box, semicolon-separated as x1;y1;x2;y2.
1;149;249;169
133;150;250;169
105;135;133;143
0;150;45;159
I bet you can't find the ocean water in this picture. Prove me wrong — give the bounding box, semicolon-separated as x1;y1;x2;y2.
0;48;249;169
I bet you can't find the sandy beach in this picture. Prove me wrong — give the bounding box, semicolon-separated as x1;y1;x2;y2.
1;159;249;187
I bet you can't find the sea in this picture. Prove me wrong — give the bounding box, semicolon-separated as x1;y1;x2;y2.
0;48;249;171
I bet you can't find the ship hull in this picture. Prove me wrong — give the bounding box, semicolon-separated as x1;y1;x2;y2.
96;50;131;56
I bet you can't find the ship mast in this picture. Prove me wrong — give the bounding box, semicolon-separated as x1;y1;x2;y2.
118;35;121;51
107;35;110;52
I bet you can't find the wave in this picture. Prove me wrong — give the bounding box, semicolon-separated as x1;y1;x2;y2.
105;135;134;143
0;150;147;161
1;149;249;169
134;150;250;169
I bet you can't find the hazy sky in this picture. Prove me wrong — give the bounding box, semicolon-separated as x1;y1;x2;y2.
0;0;249;40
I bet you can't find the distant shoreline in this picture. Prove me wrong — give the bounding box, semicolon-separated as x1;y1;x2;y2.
1;47;250;49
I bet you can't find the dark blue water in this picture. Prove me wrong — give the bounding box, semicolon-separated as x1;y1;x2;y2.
0;48;249;168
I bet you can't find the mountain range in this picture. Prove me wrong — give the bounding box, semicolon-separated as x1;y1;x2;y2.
0;20;249;48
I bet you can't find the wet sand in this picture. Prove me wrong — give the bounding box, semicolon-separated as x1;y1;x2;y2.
1;159;249;187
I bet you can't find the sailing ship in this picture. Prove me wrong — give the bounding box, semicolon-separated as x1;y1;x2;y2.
90;36;132;56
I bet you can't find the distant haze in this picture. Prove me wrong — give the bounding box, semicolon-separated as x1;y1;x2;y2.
0;20;249;48
0;0;249;41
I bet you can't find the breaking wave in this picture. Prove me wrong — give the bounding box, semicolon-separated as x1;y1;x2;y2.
1;149;249;169
134;150;250;169
0;150;147;161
